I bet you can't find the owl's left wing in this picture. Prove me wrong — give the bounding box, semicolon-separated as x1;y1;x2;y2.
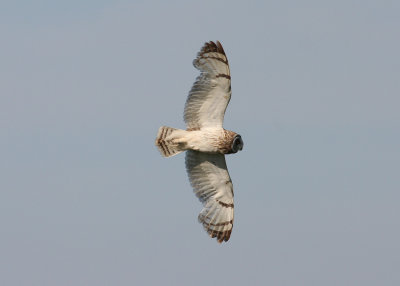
184;41;231;130
185;150;234;243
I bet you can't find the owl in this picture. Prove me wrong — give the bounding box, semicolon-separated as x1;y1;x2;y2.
155;41;243;243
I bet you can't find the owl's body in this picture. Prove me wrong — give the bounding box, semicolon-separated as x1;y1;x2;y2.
156;126;241;156
155;41;243;243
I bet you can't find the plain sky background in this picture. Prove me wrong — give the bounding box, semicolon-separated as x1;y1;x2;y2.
1;1;399;285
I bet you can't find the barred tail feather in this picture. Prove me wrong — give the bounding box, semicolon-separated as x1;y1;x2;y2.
155;126;184;157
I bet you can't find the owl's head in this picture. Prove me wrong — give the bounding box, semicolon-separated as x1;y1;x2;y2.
230;134;244;153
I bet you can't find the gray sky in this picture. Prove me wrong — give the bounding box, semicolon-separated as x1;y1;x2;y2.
1;1;399;285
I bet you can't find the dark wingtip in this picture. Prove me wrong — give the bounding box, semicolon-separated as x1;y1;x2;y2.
199;40;226;56
207;227;232;243
215;41;226;55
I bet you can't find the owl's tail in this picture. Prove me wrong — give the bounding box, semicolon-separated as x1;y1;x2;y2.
155;126;185;157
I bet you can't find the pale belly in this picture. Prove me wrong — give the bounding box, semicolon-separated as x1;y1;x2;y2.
174;128;227;153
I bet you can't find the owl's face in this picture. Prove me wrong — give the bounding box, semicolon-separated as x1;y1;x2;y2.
231;135;244;153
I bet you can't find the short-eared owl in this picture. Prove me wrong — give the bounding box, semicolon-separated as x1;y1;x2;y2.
155;41;243;243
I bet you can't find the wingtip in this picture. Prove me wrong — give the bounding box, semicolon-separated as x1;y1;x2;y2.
201;220;232;243
215;41;226;55
211;229;232;243
198;40;226;56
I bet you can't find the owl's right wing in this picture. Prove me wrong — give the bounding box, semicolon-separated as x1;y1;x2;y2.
184;41;232;130
185;150;234;243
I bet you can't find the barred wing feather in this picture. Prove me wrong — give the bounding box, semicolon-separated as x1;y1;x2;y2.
185;150;234;243
184;41;232;129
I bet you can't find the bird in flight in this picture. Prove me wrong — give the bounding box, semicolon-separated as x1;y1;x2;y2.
155;41;243;243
